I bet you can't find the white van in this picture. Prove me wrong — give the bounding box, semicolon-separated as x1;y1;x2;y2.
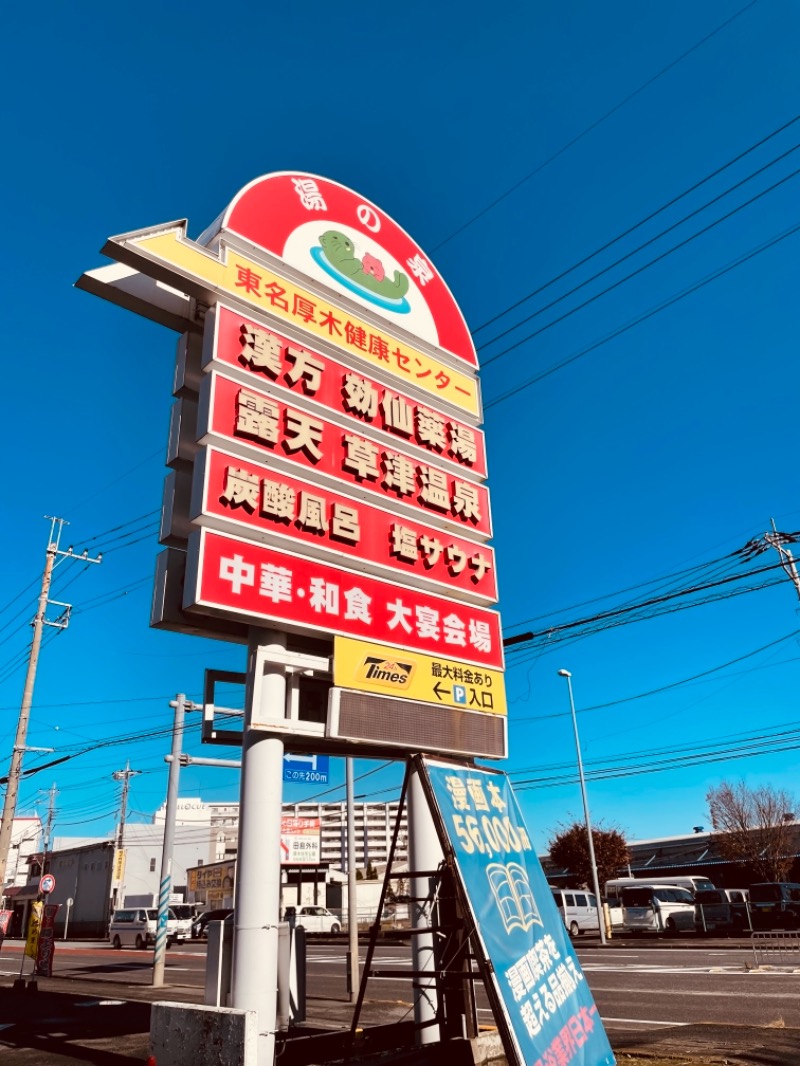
168;904;195;941
108;907;184;949
621;884;696;934
551;888;600;936
282;906;341;933
605;875;714;909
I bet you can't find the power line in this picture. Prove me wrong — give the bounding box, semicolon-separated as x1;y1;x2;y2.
479;138;800;354
81;510;160;546
484;219;800;408
432;0;760;252
473;112;800;336
513;724;800;791
481;161;800;369
506;549;742;633
511;629;800;724
505;556;793;649
506;577;786;663
512;718;800;777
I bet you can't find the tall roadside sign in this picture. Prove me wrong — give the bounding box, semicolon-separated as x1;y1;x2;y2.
77;172;505;1064
79;172;506;760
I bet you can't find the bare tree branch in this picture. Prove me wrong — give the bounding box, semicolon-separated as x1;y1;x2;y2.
707;780;796;881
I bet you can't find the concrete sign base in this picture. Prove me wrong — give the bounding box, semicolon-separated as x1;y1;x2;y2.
150;1002;258;1066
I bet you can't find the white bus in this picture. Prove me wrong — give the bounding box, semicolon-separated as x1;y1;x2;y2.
605;875;715;910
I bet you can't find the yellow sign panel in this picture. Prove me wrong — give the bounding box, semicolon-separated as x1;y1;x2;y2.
108;226;480;419
188;860;235;893
25;900;43;960
112;848;126;883
334;637;506;716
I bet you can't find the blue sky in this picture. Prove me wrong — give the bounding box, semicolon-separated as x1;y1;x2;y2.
2;0;799;855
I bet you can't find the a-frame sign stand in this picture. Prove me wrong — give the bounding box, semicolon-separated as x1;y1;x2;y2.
349;757;480;1051
348;755;615;1066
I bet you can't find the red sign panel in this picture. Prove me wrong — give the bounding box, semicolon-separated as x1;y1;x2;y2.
187;529;504;669
205;304;488;478
281;817;321;865
213;173;477;367
35;903;60;978
199;371;493;539
195;446;498;604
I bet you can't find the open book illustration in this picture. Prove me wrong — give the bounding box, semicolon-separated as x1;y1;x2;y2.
486;862;543;934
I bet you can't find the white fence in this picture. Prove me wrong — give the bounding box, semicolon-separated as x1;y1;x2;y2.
751;931;800;967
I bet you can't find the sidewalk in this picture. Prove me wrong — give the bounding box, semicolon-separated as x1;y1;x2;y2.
1;936;798;1065
3;970;800;1066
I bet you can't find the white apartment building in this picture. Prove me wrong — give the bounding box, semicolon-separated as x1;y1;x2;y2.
283;801;408;872
153;797;407;873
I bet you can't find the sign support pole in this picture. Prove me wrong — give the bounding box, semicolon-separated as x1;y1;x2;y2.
408;760;443;1045
153;693;200;987
345;757;359;1002
231;628;287;1066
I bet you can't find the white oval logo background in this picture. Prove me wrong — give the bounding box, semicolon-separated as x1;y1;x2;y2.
282;221;439;347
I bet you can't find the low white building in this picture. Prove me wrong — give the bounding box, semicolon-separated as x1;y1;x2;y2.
119;822;226;906
4;816;42;888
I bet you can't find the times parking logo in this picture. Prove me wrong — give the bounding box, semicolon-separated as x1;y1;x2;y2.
358;655;415;690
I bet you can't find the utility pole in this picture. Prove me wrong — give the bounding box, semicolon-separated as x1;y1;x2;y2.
0;517;102;888
42;783;58;874
153;694;201;988
739;521;800;600
112;761;140;907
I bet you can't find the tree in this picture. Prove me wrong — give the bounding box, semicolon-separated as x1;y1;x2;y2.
547;822;630;891
706;780;797;882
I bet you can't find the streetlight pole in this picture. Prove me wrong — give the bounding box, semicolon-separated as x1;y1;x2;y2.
557;670;607;946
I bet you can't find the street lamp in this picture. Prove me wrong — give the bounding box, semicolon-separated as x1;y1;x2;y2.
557;670;607;946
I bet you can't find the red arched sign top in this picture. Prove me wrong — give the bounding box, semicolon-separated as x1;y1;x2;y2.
210;172;478;368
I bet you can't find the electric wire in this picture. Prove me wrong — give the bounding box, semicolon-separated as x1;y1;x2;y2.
511;629;800;724
484;219;800;407
514;719;800;778
472;111;800;335
504;556;793;649
480;138;800;354
432;0;760;252
506;577;786;664
481;162;800;369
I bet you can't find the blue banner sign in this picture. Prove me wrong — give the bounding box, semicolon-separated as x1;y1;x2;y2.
425;760;614;1066
283;754;330;784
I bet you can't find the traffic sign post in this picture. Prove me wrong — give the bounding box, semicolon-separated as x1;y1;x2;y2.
283;755;329;784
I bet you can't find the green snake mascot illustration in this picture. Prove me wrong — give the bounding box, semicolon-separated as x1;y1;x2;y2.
319;230;410;300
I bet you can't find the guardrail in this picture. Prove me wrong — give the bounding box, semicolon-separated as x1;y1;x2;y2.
751;930;800;967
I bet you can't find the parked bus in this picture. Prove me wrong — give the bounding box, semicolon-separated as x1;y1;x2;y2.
605;875;715;910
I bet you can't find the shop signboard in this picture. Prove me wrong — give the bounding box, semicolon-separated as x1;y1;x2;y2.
80;171;505;757
0;909;11;947
184;528;503;670
423;760;614;1066
333;637;506;715
203;303;488;479
24;900;42;961
35;903;60;977
192;446;497;605
197;370;492;539
97;223;480;418
280;817;321;865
